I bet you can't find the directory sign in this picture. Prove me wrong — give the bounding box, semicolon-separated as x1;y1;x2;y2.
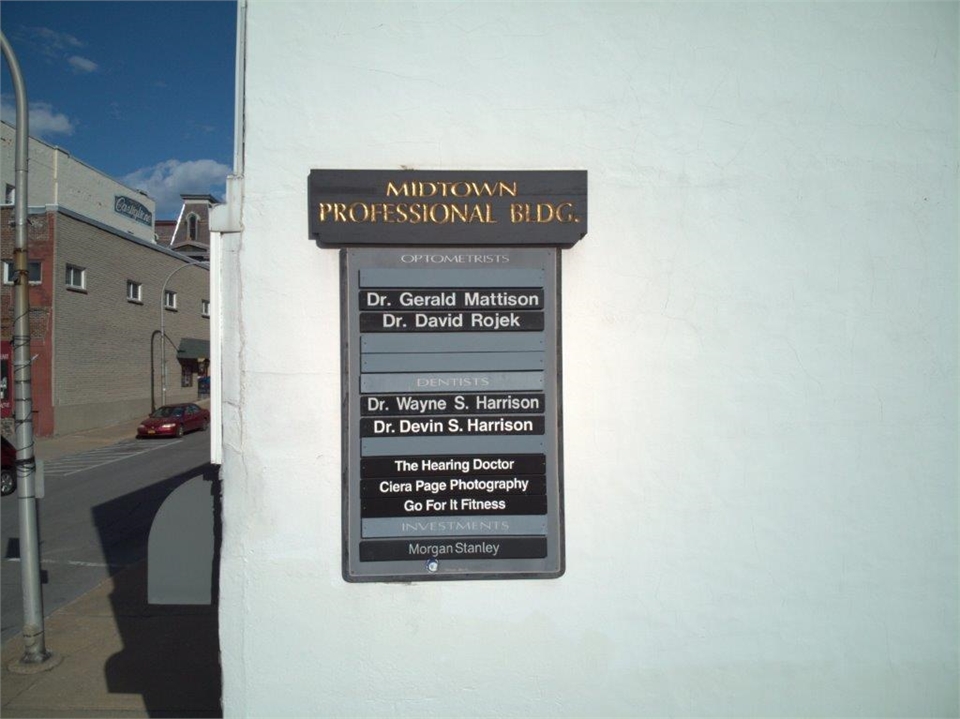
342;248;564;581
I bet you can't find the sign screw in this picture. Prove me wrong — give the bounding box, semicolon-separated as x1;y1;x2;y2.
425;558;439;573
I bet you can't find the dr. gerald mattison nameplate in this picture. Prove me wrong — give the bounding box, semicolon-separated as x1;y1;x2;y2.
341;248;564;581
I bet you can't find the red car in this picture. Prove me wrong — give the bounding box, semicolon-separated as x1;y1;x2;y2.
1;436;15;496
137;403;210;438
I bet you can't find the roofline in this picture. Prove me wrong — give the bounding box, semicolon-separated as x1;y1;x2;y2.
0;120;156;208
6;203;210;267
171;204;186;249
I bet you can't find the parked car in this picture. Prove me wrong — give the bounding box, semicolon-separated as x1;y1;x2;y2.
137;403;210;438
1;436;15;496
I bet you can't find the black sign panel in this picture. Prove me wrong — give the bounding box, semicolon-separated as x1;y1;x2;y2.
359;537;548;562
342;248;564;581
360;475;547;498
361;495;548;518
309;170;587;248
360;454;547;478
359;311;545;332
360;415;545;437
361;393;545;416
359;289;545;310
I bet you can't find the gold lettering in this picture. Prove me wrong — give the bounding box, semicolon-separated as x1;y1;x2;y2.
468;204;496;223
428;203;449;224
508;202;575;223
555;202;578;223
535;203;555;223
384;179;520;198
348;203;368;222
321;196;530;225
449;204;468;223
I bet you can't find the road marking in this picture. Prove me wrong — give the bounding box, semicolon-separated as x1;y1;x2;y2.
44;439;184;477
5;557;128;569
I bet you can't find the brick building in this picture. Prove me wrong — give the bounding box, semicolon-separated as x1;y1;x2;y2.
1;121;210;436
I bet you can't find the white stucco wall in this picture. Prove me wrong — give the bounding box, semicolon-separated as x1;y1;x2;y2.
219;3;958;716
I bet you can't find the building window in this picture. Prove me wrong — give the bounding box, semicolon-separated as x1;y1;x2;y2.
164;289;177;310
2;260;41;284
65;264;86;290
126;280;142;303
188;214;199;243
4;184;14;204
181;365;193;388
201;299;210;317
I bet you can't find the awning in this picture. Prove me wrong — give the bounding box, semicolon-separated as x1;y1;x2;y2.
176;338;210;361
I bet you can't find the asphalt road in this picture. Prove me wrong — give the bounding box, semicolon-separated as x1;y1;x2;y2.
1;429;213;642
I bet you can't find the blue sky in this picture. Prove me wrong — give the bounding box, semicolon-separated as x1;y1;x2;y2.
1;0;236;218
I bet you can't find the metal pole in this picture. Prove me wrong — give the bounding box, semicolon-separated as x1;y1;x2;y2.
150;330;159;412
2;30;56;670
160;259;207;406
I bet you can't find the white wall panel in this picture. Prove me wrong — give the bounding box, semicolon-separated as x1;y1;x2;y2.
219;3;958;716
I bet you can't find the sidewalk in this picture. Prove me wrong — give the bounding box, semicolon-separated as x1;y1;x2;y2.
1;563;221;718
2;402;221;718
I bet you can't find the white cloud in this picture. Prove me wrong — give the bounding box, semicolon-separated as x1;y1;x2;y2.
0;97;75;139
67;56;98;74
122;159;231;218
32;27;84;56
0;97;16;125
26;27;97;74
30;103;75;137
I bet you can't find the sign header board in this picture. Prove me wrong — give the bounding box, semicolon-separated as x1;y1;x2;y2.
309;170;587;248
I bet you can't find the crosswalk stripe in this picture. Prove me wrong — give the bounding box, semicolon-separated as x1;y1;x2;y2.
44;439;183;476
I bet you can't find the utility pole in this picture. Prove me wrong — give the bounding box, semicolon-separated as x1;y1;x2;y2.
1;31;59;672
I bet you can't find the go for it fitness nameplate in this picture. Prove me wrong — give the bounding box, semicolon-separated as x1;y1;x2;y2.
341;247;564;581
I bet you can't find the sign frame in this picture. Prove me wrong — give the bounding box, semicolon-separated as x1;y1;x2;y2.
341;247;565;582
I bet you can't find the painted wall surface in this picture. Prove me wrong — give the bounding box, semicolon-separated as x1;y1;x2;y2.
220;2;958;716
1;122;156;243
53;213;209;433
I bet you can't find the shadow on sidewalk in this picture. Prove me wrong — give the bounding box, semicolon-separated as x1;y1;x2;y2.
94;464;222;718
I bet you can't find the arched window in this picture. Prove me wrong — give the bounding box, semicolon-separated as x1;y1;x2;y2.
188;214;199;243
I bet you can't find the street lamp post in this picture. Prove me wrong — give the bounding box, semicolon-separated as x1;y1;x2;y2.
2;29;59;672
159;259;208;407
